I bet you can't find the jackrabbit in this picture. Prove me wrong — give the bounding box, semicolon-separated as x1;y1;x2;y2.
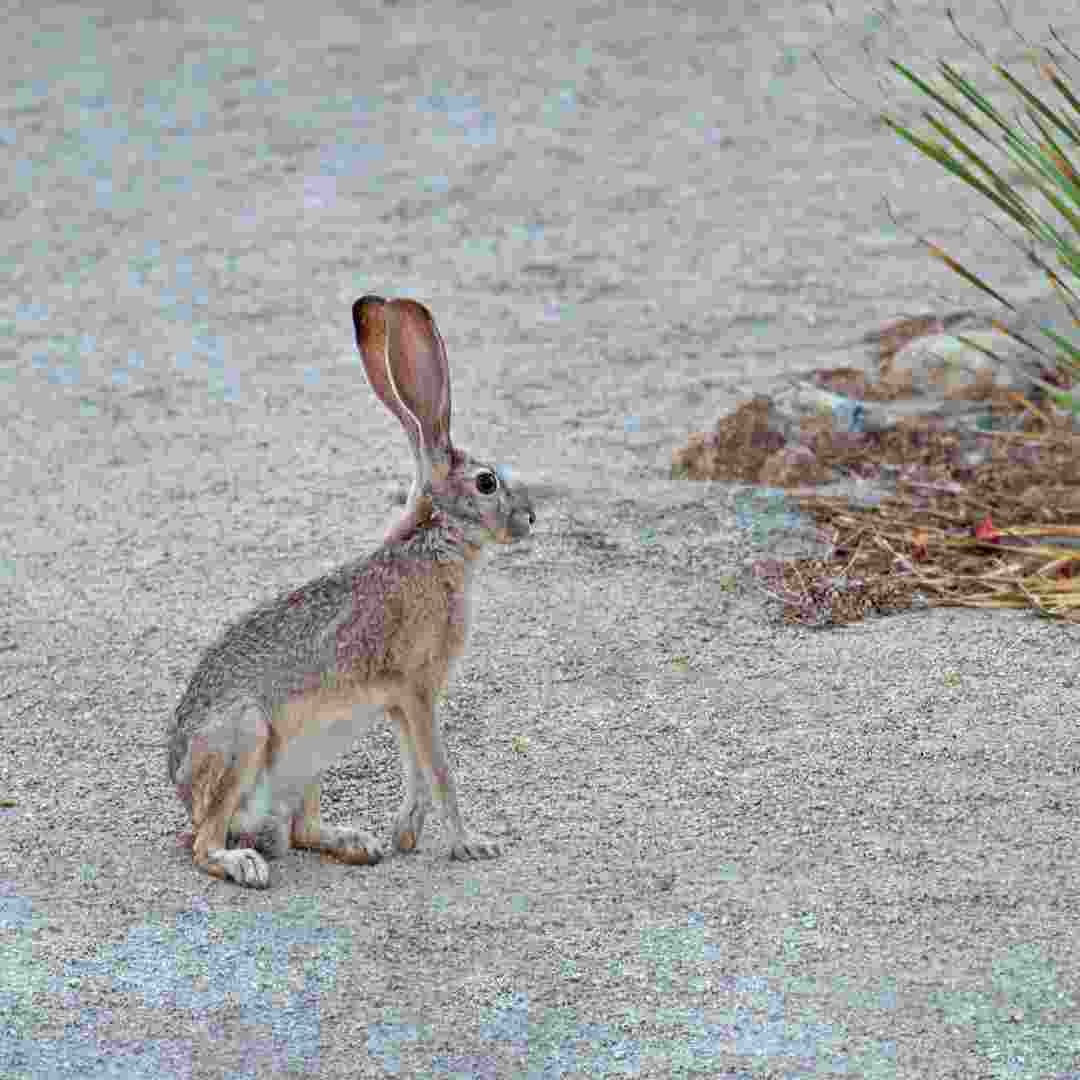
166;296;535;887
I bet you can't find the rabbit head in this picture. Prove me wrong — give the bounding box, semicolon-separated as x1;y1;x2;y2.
352;295;534;550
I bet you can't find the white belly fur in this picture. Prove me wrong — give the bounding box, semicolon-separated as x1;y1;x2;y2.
228;699;386;834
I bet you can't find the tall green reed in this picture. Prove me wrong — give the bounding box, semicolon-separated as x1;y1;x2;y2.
881;31;1080;411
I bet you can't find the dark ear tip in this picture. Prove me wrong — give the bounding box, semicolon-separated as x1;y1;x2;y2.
352;295;386;334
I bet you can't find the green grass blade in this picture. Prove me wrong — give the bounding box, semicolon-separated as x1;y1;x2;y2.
1009;182;1080;258
922;243;1018;309
952;331;1076;392
989;319;1057;362
1021;110;1080;208
995;64;1080;143
886;120;1078;280
935;63;1080;225
952;333;1040;382
1006;111;1080;205
906;65;1077;240
1033;380;1078;410
889;60;993;143
937;61;1017;138
1038;322;1080;368
1043;66;1080;134
882;116;1039;231
886;51;1080;391
922;113;1033;217
990;115;1079;204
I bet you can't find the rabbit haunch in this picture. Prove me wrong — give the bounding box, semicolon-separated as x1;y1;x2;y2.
169;538;480;814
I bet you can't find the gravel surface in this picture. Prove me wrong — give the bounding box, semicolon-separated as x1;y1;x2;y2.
3;2;1080;1077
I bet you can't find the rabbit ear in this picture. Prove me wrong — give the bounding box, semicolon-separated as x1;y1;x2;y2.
385;298;454;457
352;295;453;461
353;295;413;440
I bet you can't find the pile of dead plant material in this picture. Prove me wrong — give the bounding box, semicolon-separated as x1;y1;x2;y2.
674;392;1080;627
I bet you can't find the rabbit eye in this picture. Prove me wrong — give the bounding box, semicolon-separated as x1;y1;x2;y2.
475;470;499;495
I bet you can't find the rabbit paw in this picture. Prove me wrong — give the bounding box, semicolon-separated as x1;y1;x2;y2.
393;802;428;853
319;827;384;866
207;847;270;889
449;835;501;861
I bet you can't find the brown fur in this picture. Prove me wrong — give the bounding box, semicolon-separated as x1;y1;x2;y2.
190;739;271;881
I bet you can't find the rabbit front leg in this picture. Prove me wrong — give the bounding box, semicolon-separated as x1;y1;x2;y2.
394;692;500;860
391;705;428;852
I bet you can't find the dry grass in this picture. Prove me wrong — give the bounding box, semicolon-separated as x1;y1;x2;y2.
758;413;1080;626
674;336;1080;626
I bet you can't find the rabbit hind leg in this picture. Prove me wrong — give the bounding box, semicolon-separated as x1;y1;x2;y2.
189;718;273;889
271;691;385;867
227;776;291;859
290;779;383;865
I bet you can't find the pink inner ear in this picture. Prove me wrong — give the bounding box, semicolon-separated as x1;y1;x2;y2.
386;299;453;454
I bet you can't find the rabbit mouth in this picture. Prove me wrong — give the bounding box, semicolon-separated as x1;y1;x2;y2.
448;520;527;547
498;513;534;543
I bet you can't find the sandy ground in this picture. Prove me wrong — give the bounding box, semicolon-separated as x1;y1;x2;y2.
4;2;1080;1077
